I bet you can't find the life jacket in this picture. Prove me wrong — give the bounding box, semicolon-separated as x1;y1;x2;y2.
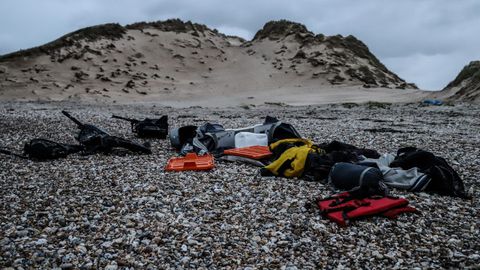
262;138;324;178
317;192;417;226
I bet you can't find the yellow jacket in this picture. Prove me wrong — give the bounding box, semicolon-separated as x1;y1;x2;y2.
264;138;323;178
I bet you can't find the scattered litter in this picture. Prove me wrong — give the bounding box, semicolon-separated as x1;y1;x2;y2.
422;99;443;106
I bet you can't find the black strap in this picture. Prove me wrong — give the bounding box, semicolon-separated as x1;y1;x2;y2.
323;205;357;214
329;196;356;207
0;148;28;159
276;158;294;176
342;210;350;222
316;192;350;203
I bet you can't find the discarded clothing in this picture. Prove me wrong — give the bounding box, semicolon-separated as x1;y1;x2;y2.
318;140;381;159
390;147;468;198
23;139;83;160
359;154;432;192
302;141;380;182
317;192;418;226
382;167;431;191
1;112;152;160
263;140;381;181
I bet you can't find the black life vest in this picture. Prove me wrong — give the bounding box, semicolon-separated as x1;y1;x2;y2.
390;147;468;198
23;139;83;160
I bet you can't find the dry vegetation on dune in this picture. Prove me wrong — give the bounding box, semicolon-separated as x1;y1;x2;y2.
438;60;480;102
0;24;126;61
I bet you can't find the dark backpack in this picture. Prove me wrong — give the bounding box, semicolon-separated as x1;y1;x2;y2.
132;116;168;138
112;115;168;139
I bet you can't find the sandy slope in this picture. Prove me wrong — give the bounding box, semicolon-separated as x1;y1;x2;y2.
121;86;427;108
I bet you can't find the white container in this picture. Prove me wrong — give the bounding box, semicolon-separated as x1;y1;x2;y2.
234;132;268;148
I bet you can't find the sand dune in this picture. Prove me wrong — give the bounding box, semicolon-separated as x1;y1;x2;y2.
433;60;480;102
0;19;427;106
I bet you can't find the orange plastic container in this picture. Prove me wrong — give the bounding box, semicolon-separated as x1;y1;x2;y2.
223;145;272;160
165;153;215;171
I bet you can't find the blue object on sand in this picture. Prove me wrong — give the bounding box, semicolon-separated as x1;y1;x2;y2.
422;99;443;106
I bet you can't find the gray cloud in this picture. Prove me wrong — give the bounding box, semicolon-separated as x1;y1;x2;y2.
1;0;479;90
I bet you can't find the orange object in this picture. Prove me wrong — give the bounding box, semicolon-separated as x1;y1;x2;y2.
165;153;215;171
223;145;272;160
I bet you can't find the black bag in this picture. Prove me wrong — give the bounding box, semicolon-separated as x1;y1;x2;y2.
328;162;388;197
113;115;168;138
23;139;82;160
133;116;168;138
264;116;302;143
268;123;301;143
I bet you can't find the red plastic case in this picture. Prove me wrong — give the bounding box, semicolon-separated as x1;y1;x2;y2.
165;153;215;171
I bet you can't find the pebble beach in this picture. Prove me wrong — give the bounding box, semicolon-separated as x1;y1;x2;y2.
0;101;479;269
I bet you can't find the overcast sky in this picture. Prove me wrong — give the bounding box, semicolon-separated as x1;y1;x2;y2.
1;0;479;90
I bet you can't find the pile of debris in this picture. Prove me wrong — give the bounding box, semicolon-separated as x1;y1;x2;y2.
1;110;469;227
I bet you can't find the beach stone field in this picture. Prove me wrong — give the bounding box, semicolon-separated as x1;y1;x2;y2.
0;101;479;269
